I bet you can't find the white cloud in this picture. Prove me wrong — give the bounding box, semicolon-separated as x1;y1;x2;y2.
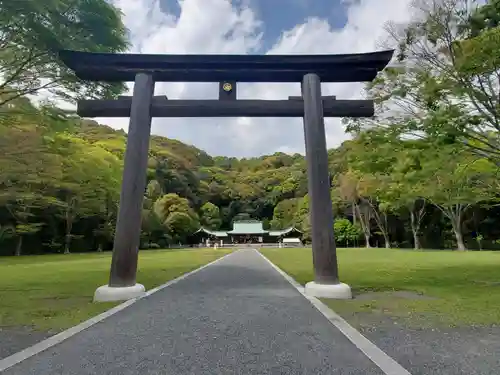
94;0;414;157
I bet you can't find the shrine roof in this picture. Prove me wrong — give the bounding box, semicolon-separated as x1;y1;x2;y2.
227;220;268;235
58;49;394;83
268;227;302;236
194;228;228;237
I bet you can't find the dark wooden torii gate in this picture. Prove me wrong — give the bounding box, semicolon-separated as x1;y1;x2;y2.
59;49;393;302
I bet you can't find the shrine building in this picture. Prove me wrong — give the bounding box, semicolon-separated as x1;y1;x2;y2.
192;220;302;246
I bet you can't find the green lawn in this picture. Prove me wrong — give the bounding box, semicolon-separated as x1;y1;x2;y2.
0;248;231;331
261;247;500;328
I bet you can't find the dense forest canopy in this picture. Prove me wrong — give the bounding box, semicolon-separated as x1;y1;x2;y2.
0;0;499;255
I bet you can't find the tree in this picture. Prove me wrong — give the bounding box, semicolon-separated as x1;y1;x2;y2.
154;193;199;244
0;224;14;243
140;181;166;249
346;0;500;163
334;218;362;247
0;0;129;108
7;202;45;256
293;195;311;242
165;212;198;244
52;134;121;253
270;198;299;229
422;146;496;250
380;138;430;249
93;192;117;252
356;173;393;248
385;181;427;250
336;131;404;248
340;130;433;249
199;202;221;230
0;117;62;255
336;172;372;248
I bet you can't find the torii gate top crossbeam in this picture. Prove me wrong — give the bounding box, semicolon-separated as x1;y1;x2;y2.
58;50;394;83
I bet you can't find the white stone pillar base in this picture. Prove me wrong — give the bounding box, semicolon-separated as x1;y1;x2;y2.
304;281;352;299
93;283;146;302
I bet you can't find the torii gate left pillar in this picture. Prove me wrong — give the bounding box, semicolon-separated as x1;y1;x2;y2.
94;73;155;301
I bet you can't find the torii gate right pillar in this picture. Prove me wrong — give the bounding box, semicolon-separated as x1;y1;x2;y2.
301;73;351;299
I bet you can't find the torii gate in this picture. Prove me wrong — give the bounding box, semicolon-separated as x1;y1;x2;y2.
59;49;393;302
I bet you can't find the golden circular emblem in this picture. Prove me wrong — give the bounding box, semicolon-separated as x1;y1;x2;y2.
222;82;232;92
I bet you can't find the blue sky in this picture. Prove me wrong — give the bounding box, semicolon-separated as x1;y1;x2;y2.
247;0;349;51
159;0;350;52
98;0;412;157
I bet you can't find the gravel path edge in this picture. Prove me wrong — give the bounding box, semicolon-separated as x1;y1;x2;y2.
254;249;413;375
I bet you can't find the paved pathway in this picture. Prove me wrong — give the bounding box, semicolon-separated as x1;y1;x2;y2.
4;249;388;375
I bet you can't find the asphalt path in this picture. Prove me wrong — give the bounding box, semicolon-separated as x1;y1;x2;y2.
4;249;385;375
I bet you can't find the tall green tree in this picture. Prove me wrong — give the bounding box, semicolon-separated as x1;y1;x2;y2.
140;180;165;248
154;193;199;243
336;171;372;248
359;132;430;249
422;145;496;250
52;134;121;253
334;218;362;247
345;0;500;163
0;0;129;108
93;192;117;252
270;198;299;229
293;195;311;242
199;202;221;230
338;133;400;248
383;142;429;250
0;118;62;254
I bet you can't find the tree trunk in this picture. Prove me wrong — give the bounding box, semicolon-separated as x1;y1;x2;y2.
383;233;391;248
64;208;74;255
15;236;23;256
64;234;71;254
354;203;371;248
364;232;371;248
454;228;467;251
476;239;482;251
445;205;467;251
412;229;421;250
366;200;390;249
410;211;421;249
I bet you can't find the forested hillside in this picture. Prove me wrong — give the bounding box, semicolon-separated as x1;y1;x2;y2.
1;0;499;255
1;95;499;255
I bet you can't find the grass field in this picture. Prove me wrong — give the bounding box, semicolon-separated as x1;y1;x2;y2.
0;248;231;331
261;247;500;327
